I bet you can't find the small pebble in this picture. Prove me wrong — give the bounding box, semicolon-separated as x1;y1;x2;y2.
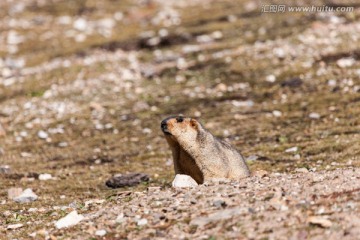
13;188;38;203
55;211;84;229
7;223;23;230
172;174;198;188
37;130;48;139
137;218;148;226
95;229;107;236
38;173;52;181
272;110;282;117
0;165;11;174
285;147;298;153
309;112;320;119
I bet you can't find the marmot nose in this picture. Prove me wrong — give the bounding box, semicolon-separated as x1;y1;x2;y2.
161;120;168;131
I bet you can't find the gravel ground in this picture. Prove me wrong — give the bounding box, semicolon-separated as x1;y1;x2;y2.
6;168;359;239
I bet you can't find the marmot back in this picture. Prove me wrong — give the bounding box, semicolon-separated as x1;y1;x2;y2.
161;116;250;184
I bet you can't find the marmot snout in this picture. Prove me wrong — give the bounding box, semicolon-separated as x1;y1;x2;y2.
161;116;250;184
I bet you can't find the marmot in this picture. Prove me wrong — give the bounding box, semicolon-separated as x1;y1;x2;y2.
161;116;250;184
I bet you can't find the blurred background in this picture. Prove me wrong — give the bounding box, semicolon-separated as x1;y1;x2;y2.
0;0;359;236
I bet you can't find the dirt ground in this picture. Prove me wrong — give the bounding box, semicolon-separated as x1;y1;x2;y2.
0;0;359;239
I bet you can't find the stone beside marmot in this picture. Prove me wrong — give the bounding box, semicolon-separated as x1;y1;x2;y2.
161;116;250;184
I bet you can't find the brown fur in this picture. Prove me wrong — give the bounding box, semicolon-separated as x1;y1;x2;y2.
161;116;250;184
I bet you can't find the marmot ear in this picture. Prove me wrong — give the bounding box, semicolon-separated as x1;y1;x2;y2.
190;119;198;129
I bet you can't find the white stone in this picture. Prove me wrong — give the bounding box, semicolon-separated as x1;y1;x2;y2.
211;31;223;39
38;173;52;181
159;28;168;37
285;147;298;153
327;79;337;86
336;58;355;68
172;174;198;188
13;188;38;203
309;112;320;119
307;216;332;228
137;218;148;226
114;12;124;21
231;100;254;107
55;211;84;229
295;167;309;173
7;30;24;45
272;110;282;117
58;142;68;148
20;152;32;158
7;223;23;230
95;229;107;236
73;18;88;31
273;48;285;58
37;130;48;139
266;75;276;82
116;213;125;223
196;34;213;43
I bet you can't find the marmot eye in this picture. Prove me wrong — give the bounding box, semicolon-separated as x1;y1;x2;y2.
176;116;184;123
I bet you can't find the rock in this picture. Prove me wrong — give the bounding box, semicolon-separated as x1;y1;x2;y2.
285;146;298;153
55;211;84;229
95;229;107;236
309;112;321;119
215;83;227;92
213;200;227;208
116;213;126;223
0;165;11;174
13;188;38;203
8;188;23;199
336;58;355;68
37;130;48;139
273;47;286;59
266;74;276;82
105;173;149;188
281;77;303;88
7;30;24;45
307;216;332;228
272;110;282;117
7;223;23;230
73;18;88;31
328;79;337;86
38;173;52;181
231;100;254;108
172;174;198;188
20;152;32;158
295;167;309;173
137;218;148;226
246;155;259;161
58;142;68;148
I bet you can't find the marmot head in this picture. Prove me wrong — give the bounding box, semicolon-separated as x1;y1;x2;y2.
161;116;201;143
